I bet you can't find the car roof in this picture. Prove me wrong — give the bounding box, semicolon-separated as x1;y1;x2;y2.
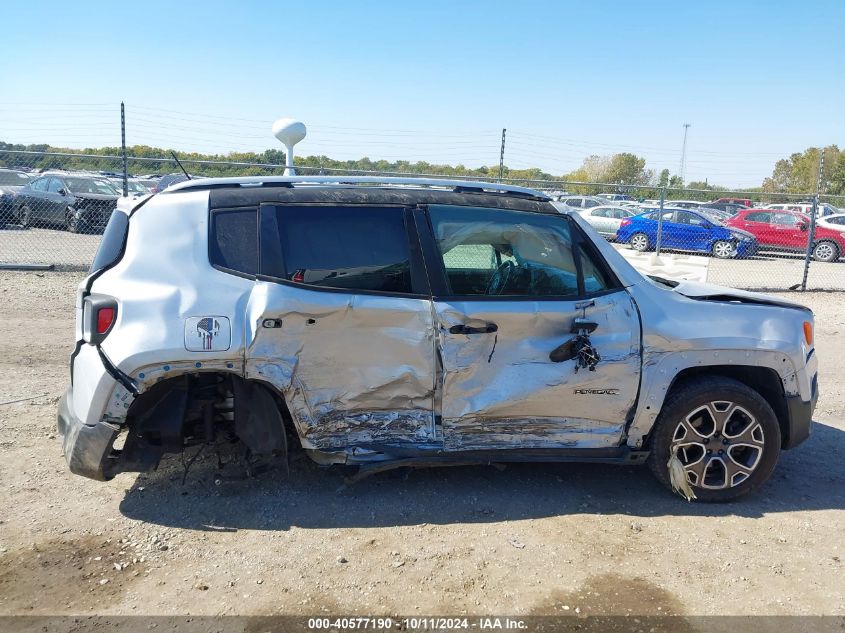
165;175;551;200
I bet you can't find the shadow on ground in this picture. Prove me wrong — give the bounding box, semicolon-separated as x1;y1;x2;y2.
119;421;845;531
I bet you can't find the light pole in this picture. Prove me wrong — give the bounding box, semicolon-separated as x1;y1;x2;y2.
679;123;691;185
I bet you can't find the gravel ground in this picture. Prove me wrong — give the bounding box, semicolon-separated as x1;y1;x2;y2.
0;271;843;619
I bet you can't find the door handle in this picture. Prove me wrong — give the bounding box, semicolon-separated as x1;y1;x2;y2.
449;323;498;335
570;317;598;333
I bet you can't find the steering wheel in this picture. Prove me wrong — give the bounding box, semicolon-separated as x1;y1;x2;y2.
485;261;515;295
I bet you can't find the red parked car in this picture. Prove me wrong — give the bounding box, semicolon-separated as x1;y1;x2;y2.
726;209;845;262
714;197;754;208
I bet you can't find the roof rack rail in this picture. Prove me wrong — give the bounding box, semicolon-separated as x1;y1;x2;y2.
164;175;550;200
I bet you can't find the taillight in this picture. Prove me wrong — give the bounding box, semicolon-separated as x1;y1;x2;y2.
803;321;813;346
82;294;117;344
620;218;632;227
97;307;115;334
292;269;305;283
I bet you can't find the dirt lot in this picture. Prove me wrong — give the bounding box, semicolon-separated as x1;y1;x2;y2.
0;271;843;618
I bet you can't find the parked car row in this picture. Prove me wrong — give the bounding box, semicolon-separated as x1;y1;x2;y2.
0;168;201;233
557;193;845;262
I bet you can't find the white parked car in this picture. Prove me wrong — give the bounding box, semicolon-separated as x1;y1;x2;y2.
58;176;818;502
765;202;839;217
576;205;636;239
558;195;607;209
817;213;845;232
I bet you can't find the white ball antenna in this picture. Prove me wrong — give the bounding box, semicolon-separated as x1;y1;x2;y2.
272;118;307;176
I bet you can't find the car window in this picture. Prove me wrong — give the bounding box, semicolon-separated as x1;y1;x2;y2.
265;206;413;294
583;199;602;208
772;213;798;226
563;198;582;207
0;171;30;186
30;177;48;192
675;211;703;225
428;205;613;297
47;178;64;193
209;208;258;276
745;211;771;223
90;211;130;274
649;210;674;221
591;208;608;218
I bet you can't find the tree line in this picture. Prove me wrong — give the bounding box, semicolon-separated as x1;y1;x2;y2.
1;140;842;201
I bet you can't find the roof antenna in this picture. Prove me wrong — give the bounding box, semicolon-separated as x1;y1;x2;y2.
272;118;307;175
170;151;191;180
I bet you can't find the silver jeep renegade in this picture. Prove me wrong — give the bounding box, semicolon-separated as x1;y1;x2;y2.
58;176;818;501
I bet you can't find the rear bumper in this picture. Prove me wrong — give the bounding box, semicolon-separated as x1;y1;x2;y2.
783;374;818;450
57;387;120;481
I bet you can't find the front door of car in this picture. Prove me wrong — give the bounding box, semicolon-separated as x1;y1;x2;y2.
771;213;807;250
418;204;642;452
245;203;437;452
45;177;67;223
671;211;712;252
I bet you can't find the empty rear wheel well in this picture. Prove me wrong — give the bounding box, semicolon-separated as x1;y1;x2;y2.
114;372;298;477
658;365;790;448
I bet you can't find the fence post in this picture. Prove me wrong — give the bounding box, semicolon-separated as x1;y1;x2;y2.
800;151;825;291
655;186;666;256
498;128;506;182
120;102;128;197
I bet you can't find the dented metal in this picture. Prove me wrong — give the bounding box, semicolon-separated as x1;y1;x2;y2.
57;181;819;482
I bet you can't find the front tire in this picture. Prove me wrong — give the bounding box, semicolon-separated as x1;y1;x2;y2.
66;207;83;234
647;376;781;502
629;232;650;252
812;240;839;263
711;239;736;259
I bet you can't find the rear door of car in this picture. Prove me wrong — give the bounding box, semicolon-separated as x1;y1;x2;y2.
589;207;612;234
417;203;641;452
24;177;50;223
245;203;437;451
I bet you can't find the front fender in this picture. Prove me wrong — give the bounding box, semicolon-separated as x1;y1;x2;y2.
625;348;799;448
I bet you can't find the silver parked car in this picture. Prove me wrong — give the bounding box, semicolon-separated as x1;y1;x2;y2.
575;205;636;239
58;177;818;502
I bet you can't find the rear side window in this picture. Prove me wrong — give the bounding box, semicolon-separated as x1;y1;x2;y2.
264;206;413;294
210;208;258;276
89;211;129;274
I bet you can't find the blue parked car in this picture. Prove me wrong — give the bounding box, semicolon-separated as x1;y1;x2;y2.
616;208;758;259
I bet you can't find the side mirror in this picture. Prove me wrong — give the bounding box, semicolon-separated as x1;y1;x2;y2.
799;222;809;232
57;188;67;196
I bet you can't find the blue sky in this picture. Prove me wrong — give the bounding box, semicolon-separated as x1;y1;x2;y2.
1;0;843;187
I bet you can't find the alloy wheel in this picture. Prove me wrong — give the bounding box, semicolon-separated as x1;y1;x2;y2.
670;401;765;490
630;233;648;251
813;242;836;262
712;240;736;259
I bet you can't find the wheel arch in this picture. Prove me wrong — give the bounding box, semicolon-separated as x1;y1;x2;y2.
633;364;790;450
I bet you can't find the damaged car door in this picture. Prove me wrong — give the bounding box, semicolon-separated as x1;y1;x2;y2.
421;204;642;452
245;204;437;451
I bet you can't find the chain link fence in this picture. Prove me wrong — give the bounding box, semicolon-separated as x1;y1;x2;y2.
2;149;844;291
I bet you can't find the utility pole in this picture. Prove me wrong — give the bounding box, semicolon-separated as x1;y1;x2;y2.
800;149;826;291
120;102;128;197
679;123;691;185
498;128;507;182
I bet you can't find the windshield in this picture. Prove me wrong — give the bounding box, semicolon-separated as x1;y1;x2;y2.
65;178;118;195
0;171;31;186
